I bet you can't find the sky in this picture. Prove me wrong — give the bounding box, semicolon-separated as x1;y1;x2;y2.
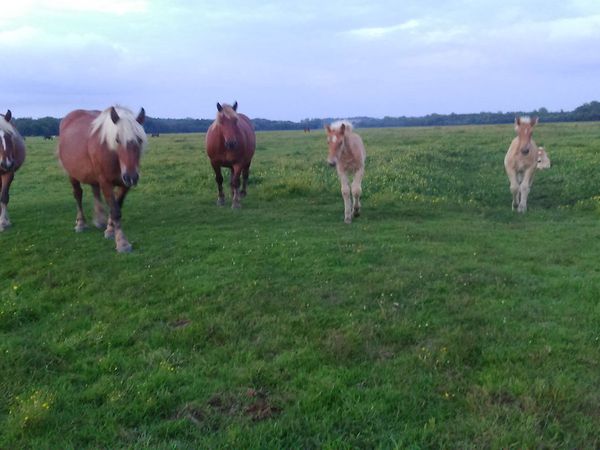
2;0;600;121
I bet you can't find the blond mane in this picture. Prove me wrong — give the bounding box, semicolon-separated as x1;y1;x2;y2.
329;120;354;133
91;106;147;151
0;114;17;135
216;104;238;123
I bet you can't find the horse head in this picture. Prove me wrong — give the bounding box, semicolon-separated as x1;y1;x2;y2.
324;121;349;167
216;101;239;150
514;116;538;155
92;106;147;187
0;110;16;171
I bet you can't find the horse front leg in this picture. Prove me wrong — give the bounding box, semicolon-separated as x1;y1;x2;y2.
100;182;131;253
0;172;13;231
91;183;107;229
351;167;364;218
338;171;352;223
231;165;242;209
69;177;87;232
211;162;225;206
518;166;536;213
506;168;519;211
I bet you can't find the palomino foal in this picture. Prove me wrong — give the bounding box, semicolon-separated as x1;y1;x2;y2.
504;116;540;213
325;121;366;223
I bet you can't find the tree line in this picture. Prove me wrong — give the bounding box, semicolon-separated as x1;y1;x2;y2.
13;101;600;137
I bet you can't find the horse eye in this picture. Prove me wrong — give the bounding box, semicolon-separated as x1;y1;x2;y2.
137;137;142;144
115;137;121;144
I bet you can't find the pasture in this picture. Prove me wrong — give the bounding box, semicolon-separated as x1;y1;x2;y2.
1;122;600;448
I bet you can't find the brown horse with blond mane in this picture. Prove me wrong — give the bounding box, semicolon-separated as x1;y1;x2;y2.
206;101;256;208
58;106;147;252
0;110;26;231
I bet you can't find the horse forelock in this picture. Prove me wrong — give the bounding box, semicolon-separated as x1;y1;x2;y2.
91;106;147;152
216;104;238;123
0;115;16;136
329;120;354;133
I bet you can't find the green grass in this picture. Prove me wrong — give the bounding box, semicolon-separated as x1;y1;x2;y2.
2;123;600;448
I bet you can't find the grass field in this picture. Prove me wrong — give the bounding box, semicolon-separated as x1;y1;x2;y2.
1;122;600;448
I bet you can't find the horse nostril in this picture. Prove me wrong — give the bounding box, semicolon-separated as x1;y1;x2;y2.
131;173;139;186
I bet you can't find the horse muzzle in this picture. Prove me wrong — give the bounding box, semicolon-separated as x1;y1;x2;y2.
327;159;337;167
122;172;139;187
0;159;14;171
225;140;237;150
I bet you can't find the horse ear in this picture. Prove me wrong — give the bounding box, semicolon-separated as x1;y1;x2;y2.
325;125;331;133
4;110;11;122
110;107;120;124
217;103;223;112
340;123;346;134
136;107;146;125
531;116;538;126
233;101;238;112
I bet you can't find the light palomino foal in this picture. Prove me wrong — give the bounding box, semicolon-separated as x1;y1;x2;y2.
504;116;540;213
325;121;366;223
537;146;551;170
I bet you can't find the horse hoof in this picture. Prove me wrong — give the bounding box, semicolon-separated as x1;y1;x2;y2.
240;191;247;198
353;210;361;217
216;198;225;206
74;225;87;233
104;230;115;239
344;217;352;224
94;220;107;230
116;242;132;253
232;202;241;209
0;221;11;231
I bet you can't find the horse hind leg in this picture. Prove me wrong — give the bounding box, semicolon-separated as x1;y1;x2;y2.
339;173;352;223
70;177;87;232
240;164;250;198
91;183;107;229
231;166;242;209
351;168;364;218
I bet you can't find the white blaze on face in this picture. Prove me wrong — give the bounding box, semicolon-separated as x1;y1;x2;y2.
332;135;338;143
0;130;5;151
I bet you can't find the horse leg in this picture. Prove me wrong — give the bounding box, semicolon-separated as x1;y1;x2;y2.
338;171;352;223
100;181;131;253
506;169;519;211
70;177;87;232
351;167;364;218
91;183;107;229
211;163;225;206
0;172;13;231
240;163;250;198
518;167;536;213
231;165;243;209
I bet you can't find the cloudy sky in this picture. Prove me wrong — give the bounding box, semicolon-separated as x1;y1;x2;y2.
2;0;600;120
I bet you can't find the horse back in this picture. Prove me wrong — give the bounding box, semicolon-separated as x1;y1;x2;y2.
58;110;102;184
238;114;256;154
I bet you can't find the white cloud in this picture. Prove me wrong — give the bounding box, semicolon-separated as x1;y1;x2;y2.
346;19;421;40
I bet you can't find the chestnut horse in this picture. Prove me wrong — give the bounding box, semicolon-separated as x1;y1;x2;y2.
504;116;539;213
325;121;366;223
58;106;147;252
0;110;26;231
205;102;256;208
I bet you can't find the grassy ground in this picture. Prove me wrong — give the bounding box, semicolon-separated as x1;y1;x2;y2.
1;123;600;448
